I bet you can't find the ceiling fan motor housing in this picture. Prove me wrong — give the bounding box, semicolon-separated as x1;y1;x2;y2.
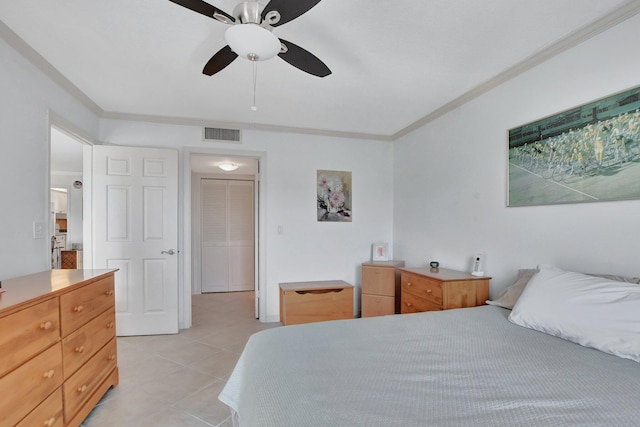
233;1;266;24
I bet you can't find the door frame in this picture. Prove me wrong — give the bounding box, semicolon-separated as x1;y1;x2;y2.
182;148;267;327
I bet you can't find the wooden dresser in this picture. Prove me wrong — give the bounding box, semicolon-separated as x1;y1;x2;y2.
0;269;118;427
280;280;354;325
400;267;490;314
361;261;404;317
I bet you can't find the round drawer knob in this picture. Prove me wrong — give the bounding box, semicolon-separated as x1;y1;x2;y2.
40;321;53;330
406;302;413;307
78;385;88;393
106;321;115;329
105;290;114;296
426;289;432;293
407;282;412;287
44;417;56;427
73;305;84;313
75;346;85;353
108;354;116;361
43;369;55;379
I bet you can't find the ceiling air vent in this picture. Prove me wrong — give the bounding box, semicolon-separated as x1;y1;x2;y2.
203;127;241;143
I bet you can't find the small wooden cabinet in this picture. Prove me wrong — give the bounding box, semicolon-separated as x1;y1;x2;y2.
361;261;404;317
400;267;490;314
60;251;82;269
0;269;118;427
280;280;354;326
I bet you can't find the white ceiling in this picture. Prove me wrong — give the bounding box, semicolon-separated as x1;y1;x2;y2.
2;0;639;139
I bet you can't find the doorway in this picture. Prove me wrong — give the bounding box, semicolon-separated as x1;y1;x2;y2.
189;153;262;320
49;125;89;269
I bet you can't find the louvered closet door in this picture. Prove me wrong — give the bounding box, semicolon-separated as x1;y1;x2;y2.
201;179;254;293
228;181;254;291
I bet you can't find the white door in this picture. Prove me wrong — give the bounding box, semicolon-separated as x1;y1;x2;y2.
93;145;179;336
201;179;254;293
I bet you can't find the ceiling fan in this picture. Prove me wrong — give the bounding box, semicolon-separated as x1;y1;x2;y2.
169;0;331;77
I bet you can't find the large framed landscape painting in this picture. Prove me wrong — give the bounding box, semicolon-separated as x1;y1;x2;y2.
317;170;352;222
508;85;640;207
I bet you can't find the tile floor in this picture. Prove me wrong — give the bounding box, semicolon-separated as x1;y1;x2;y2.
81;291;280;427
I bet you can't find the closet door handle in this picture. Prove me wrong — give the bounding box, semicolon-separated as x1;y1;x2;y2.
161;249;176;255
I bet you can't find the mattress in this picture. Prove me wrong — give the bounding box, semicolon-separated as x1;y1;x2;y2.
219;306;640;426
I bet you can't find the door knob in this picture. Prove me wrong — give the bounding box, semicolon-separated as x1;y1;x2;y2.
161;249;176;255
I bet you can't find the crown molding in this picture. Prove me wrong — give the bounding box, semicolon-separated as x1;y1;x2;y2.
392;0;640;141
101;111;394;142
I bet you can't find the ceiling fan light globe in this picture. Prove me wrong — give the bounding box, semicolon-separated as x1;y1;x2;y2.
225;24;281;61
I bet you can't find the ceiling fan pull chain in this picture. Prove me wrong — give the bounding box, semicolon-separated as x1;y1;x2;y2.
251;60;258;112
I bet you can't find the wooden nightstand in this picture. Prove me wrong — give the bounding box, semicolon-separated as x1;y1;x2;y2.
399;267;490;314
361;261;404;317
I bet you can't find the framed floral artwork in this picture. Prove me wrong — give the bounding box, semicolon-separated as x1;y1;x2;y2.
317;170;352;222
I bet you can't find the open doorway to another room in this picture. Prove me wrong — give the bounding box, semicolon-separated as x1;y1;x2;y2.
49;125;91;269
190;154;260;320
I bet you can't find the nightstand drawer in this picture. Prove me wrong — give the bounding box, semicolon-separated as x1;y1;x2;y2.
401;291;442;314
362;266;397;296
361;294;395;317
402;273;443;306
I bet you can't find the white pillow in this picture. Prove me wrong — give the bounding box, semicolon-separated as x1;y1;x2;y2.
509;265;640;362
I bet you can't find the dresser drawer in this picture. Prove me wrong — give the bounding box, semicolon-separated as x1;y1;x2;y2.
60;276;115;337
0;343;63;427
402;273;443;306
401;291;442;314
16;388;63;427
362;266;397;296
0;298;60;377
62;307;116;378
64;338;117;421
361;294;395;317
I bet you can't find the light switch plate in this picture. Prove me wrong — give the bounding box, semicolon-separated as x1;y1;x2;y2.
33;221;45;239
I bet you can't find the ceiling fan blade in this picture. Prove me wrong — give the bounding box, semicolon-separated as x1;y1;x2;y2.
168;0;235;23
278;39;331;77
203;46;238;76
262;0;322;27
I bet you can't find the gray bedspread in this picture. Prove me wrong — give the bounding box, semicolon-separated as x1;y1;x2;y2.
219;306;640;426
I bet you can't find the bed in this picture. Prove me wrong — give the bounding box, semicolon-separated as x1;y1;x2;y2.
219;265;640;426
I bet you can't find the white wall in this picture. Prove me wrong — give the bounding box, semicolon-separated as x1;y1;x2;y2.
99;120;396;321
0;38;99;279
394;14;640;296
